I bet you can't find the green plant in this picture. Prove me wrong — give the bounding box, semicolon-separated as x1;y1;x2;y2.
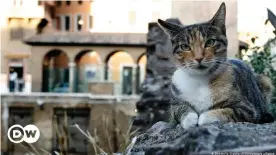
242;38;276;118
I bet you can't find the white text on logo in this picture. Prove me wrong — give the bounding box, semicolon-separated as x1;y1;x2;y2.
7;124;40;143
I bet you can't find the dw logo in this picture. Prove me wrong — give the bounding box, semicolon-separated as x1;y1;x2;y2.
7;124;40;143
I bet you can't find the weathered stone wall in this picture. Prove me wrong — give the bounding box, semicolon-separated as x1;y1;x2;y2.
1;94;137;154
132;19;182;132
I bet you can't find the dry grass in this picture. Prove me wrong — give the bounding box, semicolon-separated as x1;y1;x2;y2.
52;112;70;155
18;143;52;155
117;120;139;153
13;108;137;155
73;108;139;154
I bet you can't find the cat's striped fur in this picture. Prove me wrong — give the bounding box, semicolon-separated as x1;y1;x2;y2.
158;2;274;129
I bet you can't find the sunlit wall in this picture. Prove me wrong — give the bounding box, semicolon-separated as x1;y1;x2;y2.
238;0;276;46
91;0;171;33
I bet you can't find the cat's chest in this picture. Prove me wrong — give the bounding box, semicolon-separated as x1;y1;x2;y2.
172;69;213;112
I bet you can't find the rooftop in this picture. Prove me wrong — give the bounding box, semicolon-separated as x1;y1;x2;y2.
24;32;147;46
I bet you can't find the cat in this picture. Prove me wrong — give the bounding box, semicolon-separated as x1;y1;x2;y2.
157;2;274;129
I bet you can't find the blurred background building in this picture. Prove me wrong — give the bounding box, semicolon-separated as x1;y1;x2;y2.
0;0;53;93
0;0;171;94
1;0;276;94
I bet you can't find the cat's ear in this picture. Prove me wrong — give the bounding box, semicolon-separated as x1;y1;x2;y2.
209;2;226;33
157;19;182;38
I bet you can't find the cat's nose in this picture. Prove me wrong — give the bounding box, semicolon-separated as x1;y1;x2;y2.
195;58;203;63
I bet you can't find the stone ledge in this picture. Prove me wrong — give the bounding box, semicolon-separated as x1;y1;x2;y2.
129;121;276;154
1;93;140;104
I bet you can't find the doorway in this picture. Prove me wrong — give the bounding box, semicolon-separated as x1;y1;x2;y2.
121;66;133;95
9;60;24;92
42;50;69;93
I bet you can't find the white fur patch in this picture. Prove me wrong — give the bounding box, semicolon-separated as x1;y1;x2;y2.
181;112;198;129
198;112;220;125
172;68;213;113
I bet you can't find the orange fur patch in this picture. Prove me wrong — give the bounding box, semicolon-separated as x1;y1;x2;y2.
174;30;216;64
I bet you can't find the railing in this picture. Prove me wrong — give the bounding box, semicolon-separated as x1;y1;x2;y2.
42;64;144;95
0;92;140;104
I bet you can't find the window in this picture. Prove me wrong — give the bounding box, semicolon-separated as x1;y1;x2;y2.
60;15;71;31
88;15;93;29
55;16;61;30
13;0;22;6
75;14;83;31
8;108;34;153
65;15;70;31
66;0;71;6
9;108;33;126
129;11;136;26
122;66;134;95
9;61;24;92
78;0;83;4
10;27;24;40
53;108;90;154
56;1;61;7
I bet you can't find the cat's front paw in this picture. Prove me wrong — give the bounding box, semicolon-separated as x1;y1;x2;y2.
181;112;198;130
198;112;221;126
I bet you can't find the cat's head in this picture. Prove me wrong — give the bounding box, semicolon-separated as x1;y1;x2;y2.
158;3;227;75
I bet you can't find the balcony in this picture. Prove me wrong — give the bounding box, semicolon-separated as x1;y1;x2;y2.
7;5;45;18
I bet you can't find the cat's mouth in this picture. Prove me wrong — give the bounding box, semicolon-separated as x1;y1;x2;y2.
197;65;208;70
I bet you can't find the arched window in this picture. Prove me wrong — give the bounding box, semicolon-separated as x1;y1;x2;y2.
136;53;147;93
74;50;101;92
42;50;69;92
105;50;135;95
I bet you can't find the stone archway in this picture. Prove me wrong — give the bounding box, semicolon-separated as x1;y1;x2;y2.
105;50;135;95
74;50;102;92
42;49;69;92
136;53;147;93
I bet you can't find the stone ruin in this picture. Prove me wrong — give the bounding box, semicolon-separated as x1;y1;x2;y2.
132;18;183;132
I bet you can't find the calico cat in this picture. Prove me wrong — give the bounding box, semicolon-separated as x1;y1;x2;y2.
157;2;274;129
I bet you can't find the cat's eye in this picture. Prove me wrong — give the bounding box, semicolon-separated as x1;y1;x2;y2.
205;39;216;48
180;44;191;51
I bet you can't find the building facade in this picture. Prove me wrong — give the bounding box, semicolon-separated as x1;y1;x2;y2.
53;0;93;32
25;32;147;94
1;0;170;94
1;0;241;94
0;0;55;93
91;0;171;33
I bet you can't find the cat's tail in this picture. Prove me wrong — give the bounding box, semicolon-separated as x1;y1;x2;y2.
255;74;274;104
255;74;275;123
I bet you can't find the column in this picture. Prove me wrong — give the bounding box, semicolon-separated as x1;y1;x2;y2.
2;101;9;146
69;62;75;93
99;63;105;82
